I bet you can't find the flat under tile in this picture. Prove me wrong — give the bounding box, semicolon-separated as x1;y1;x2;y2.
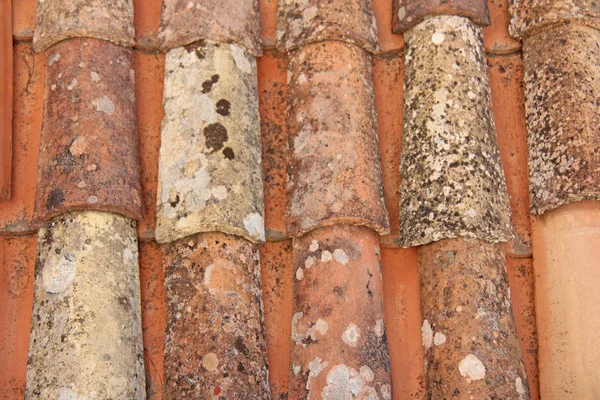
133;0;162;50
11;0;35;40
373;0;405;53
34;38;143;223
483;0;521;54
0;0;12;200
393;0;490;33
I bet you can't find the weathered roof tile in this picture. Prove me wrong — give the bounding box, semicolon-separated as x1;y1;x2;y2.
399;16;513;247
373;0;405;52
393;0;490;34
276;0;379;53
1;0;12;200
12;0;36;40
523;25;600;215
159;0;262;56
133;0;163;50
483;0;521;54
33;0;134;52
156;41;264;244
34;38;143;222
286;41;390;237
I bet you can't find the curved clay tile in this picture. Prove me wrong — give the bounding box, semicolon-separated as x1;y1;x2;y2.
288;225;391;399
392;0;490;34
34;38;142;222
418;239;529;398
33;0;134;52
522;25;600;215
34;38;142;223
399;15;513;247
162;232;269;399
158;0;262;56
286;41;390;238
155;41;264;244
26;211;145;399
276;0;379;53
509;0;600;39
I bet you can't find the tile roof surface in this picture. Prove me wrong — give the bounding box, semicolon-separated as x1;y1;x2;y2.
1;0;599;398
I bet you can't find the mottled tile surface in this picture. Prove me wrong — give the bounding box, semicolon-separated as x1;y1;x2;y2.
393;0;490;33
156;41;264;244
399;16;513;247
286;41;389;238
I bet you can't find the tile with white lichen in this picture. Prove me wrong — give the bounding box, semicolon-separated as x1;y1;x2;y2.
286;41;389;238
34;38;142;223
289;225;391;399
156;41;264;244
33;0;134;52
399;15;513;247
393;0;490;33
276;0;379;53
26;211;145;399
159;0;262;55
523;25;600;215
509;0;600;39
161;232;269;398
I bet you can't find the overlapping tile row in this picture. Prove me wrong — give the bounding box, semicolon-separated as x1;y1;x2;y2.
26;1;147;398
398;15;528;397
509;2;600;396
279;2;393;397
393;0;490;33
156;2;270;397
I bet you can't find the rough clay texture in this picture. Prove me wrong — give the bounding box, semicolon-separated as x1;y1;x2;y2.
286;41;390;238
509;0;600;39
522;25;600;216
276;0;379;53
159;0;262;56
418;239;529;399
289;225;392;399
399;16;513;247
34;38;143;223
156;41;265;244
33;0;134;52
26;211;145;399
393;0;490;33
161;232;270;399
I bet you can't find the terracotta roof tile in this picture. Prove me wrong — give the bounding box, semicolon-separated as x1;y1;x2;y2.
259;240;294;399
33;0;135;52
483;0;521;54
522;25;600;215
133;0;162;50
286;41;390;237
11;0;35;41
258;51;289;241
373;0;405;52
26;211;145;398
276;0;379;53
1;0;12;200
158;0;262;56
34;38;143;223
393;0;490;34
162;232;270;398
289;225;391;399
0;44;43;234
135;52;165;241
156;41;264;244
399;16;513;247
259;0;278;48
418;239;529;397
0;234;36;399
509;0;600;40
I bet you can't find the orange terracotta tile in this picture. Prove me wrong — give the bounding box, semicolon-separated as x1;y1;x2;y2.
373;53;404;248
286;41;390;238
393;0;490;33
0;43;43;234
289;225;391;398
11;0;35;40
258;0;278;48
35;38;143;223
380;247;426;400
139;241;167;400
133;0;162;50
531;201;600;398
373;0;405;53
482;0;521;54
135;51;165;241
259;240;294;399
258;51;289;241
505;256;539;400
0;234;36;399
1;0;12;200
488;54;531;257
